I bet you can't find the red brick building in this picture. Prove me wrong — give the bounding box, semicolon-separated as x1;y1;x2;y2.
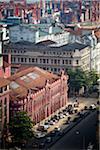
8;66;68;124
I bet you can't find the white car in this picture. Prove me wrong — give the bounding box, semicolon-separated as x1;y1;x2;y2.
34;132;46;138
43;124;50;129
90;104;96;109
54;127;61;131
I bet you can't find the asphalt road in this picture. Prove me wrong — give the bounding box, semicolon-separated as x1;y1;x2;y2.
49;110;98;150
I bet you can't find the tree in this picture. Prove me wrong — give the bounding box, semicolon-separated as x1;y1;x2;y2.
9;111;34;145
67;68;99;96
67;68;86;95
84;70;99;93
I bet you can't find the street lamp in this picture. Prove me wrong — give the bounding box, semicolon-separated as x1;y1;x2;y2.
75;131;86;150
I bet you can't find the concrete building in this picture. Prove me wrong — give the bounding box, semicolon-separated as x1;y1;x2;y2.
8;66;68;124
9;24;70;44
9;24;37;43
64;24;100;74
4;41;90;74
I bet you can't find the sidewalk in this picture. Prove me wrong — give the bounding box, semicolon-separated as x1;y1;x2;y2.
33;97;97;134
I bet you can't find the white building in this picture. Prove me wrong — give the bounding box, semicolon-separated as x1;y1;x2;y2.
9;24;37;43
66;25;100;74
0;24;9;43
9;24;70;44
4;41;90;74
91;43;100;75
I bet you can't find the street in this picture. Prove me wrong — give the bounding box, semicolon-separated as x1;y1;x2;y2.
49;110;97;150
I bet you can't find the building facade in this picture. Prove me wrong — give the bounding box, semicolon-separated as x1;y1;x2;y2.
0;79;10;133
0;31;11;145
8;66;68;124
4;42;90;74
9;24;70;44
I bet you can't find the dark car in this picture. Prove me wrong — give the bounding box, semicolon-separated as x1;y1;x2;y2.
46;137;52;143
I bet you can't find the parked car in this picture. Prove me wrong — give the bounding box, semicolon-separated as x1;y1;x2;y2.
50;120;55;125
84;106;88;110
54;127;61;131
34;132;46;138
46;137;52;143
89;104;96;110
50;130;56;136
32;143;38;148
39;142;45;148
74;109;78;113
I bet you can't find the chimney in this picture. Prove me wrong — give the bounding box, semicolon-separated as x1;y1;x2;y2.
35;30;39;43
49;26;53;34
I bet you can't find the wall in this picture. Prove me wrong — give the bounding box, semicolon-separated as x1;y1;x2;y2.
9;25;36;43
35;31;70;44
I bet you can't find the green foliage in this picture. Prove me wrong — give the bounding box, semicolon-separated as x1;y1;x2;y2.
9;111;34;144
67;68;99;95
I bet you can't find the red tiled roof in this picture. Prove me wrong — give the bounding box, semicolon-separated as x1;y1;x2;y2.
8;67;59;99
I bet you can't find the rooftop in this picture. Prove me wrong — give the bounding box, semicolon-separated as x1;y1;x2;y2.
8;66;59;99
0;78;10;88
49;42;88;51
4;42;88;52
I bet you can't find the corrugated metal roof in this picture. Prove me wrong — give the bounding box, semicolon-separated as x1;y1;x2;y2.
8;66;59;99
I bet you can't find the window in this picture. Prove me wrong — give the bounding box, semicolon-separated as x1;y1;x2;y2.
69;60;72;64
4;98;7;105
4;86;7;92
62;60;64;64
51;68;53;71
29;58;31;62
43;52;46;54
18;58;20;62
54;68;57;72
14;57;16;62
53;52;55;55
47;59;49;63
58;60;60;64
0;88;3;93
66;60;68;64
76;60;79;64
21;58;23;62
32;58;34;62
54;59;57;64
25;58;27;62
58;68;60;72
43;59;45;63
40;59;42;63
